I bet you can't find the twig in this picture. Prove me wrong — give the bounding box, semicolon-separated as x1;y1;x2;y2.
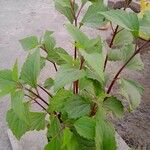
76;3;84;21
38;84;53;98
79;57;85;70
69;0;76;21
25;94;50;115
25;88;49;106
104;25;119;71
107;41;150;94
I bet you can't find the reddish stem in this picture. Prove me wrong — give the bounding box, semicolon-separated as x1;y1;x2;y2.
38;84;53;98
104;25;119;71
76;3;84;21
25;88;49;106
25;94;50;115
107;41;150;94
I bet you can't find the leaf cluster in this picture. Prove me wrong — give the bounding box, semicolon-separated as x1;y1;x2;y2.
0;0;149;149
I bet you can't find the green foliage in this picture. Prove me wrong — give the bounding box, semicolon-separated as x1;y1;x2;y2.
20;49;41;87
48;89;73;112
74;116;95;140
44;78;54;89
95;109;117;150
7;103;46;139
54;64;86;91
66;23;89;49
119;78;144;110
12;60;19;81
19;36;39;51
139;10;150;40
81;2;108;28
100;9;139;36
54;0;78;23
47;47;71;65
113;29;134;47
6;109;30;139
45;116;62;149
30;112;46;131
61;127;73;149
1;0;148;149
11;90;29;123
108;44;144;71
103;97;124;118
0;70;17;98
64;95;91;119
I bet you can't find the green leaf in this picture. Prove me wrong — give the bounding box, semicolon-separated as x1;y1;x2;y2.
44;78;54;89
6;109;30;139
100;9;139;36
48;89;73;112
54;64;86;91
74;131;95;150
74;116;95;140
47;47;70;65
20;49;41;87
54;0;78;23
67;27;105;82
44;137;61;150
57;52;73;64
113;29;133;47
0;87;15;98
139;10;150;40
65;134;79;150
108;44;144;70
43;30;54;39
19;36;38;51
30;112;46;131
12;60;19;81
43;31;56;51
65;96;91;119
11;90;29;123
40;57;46;70
103;96;124;118
46;116;62;150
62;127;73;148
126;54;144;71
66;24;89;49
0;70;17;97
81;0;88;5
108;44;134;61
81;2;108;28
80;50;105;82
47;115;62;140
95;112;116;150
120;78;144;109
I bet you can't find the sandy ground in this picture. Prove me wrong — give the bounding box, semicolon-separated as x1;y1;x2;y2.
0;0;149;149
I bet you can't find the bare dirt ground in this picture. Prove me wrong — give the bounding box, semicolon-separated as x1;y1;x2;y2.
0;0;149;150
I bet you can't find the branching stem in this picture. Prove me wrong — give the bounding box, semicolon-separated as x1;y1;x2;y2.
71;1;85;94
38;84;53;98
104;25;119;71
107;40;150;94
25;94;50;115
25;88;49;106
